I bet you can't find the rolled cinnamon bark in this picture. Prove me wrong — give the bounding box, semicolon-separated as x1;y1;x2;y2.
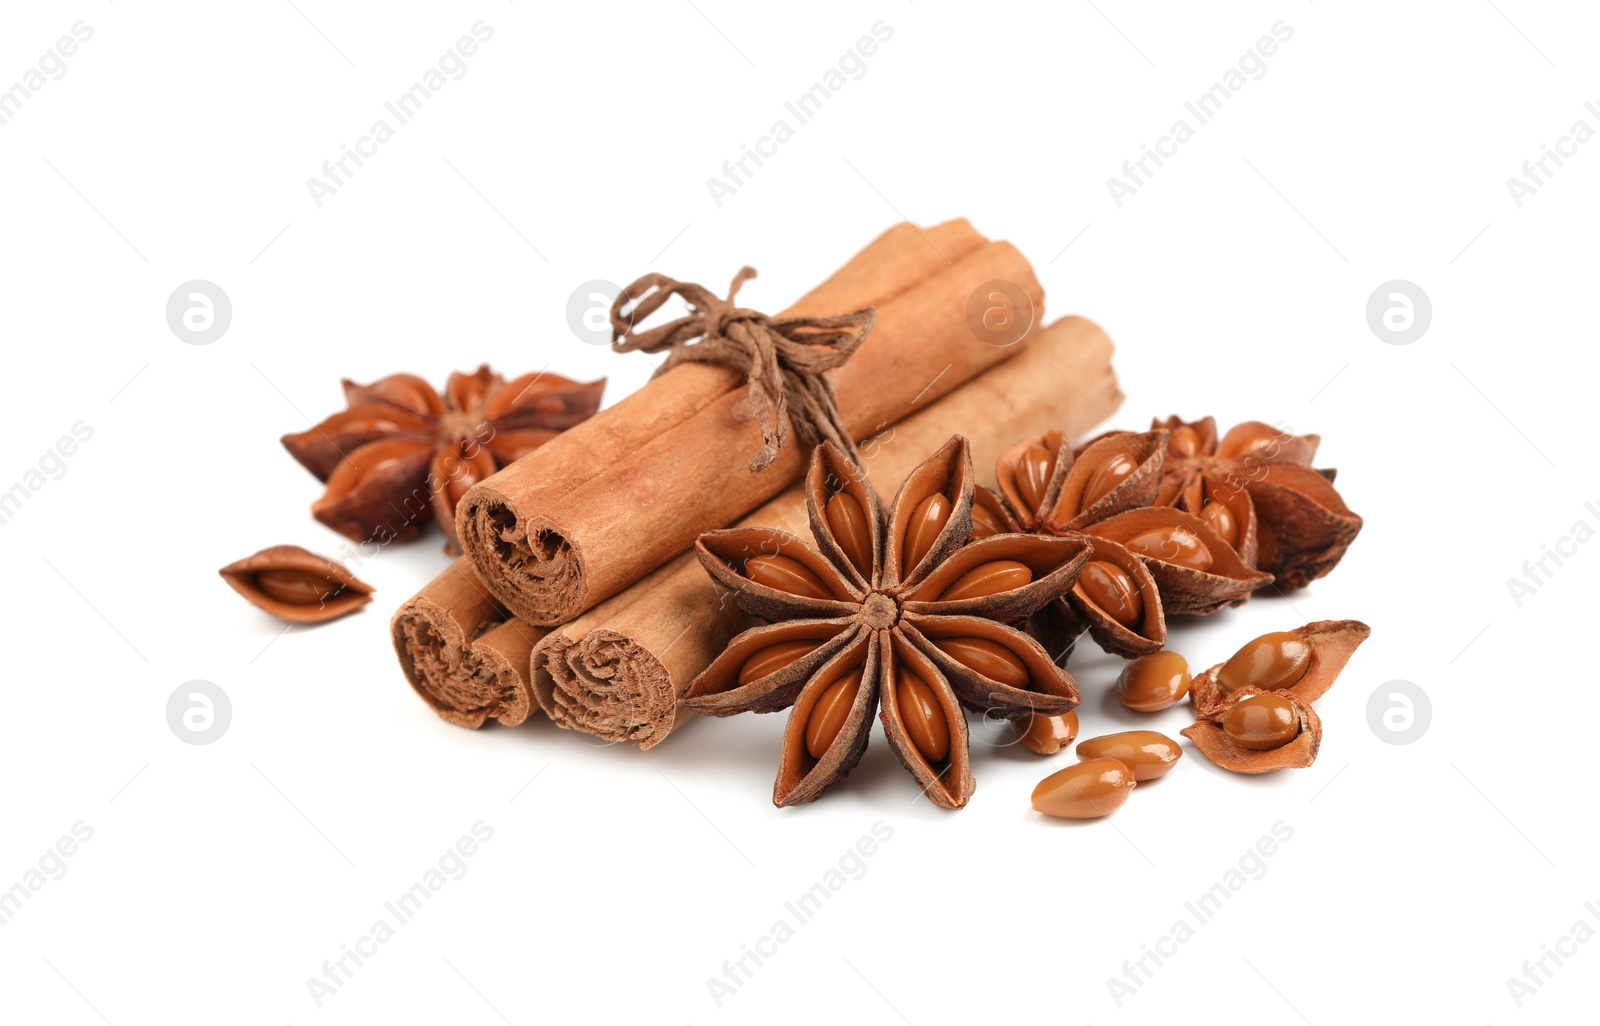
391;559;547;727
533;315;1123;748
464;219;986;550
460;238;1043;625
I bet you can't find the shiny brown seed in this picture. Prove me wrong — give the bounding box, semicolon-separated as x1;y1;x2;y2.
1016;445;1057;511
970;501;1008;539
738;639;819;685
1169;426;1201;458
1115;651;1191;711
254;568;342;606
1018;710;1078;754
931;637;1029;688
1081;453;1138;509
1031;758;1136;818
938;560;1032;602
805;667;864;758
1074;561;1143;628
1216;631;1312;693
1200;501;1239;548
825;491;874;577
895;665;950;763
1222;693;1301;751
1076;730;1182;780
745;554;832;600
1125;527;1213;571
902;492;952;576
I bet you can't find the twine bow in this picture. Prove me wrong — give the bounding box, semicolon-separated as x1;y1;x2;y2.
609;267;876;473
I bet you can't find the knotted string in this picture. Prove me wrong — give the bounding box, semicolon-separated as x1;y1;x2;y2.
609;267;876;472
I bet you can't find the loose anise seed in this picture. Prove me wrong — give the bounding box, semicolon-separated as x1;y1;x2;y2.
1216;631;1312;693
970;501;1008;540
1222;693;1301;750
1200;501;1239;548
895;665;950;763
825;491;874;577
1115;651;1190;711
254;568;342;606
1074;561;1142;628
931;637;1029;687
745;554;832;600
1018;710;1079;754
805;667;864;758
938;560;1033;602
1080;452;1138;509
738;639;820;685
1076;730;1182;781
1031;758;1136;818
1016;445;1057;511
902;492;953;576
1124;526;1214;572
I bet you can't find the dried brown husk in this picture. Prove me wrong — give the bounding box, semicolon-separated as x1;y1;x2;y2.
1181;689;1322;773
1057;537;1166;658
902;613;1079;717
680;620;863;716
1246;464;1363;590
1087;507;1271;616
901;532;1091;624
774;633;878;807
877;631;975;809
1043;429;1167;533
1189;618;1372;719
219;545;373;623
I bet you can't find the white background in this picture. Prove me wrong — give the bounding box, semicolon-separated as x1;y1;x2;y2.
1;1;1595;1023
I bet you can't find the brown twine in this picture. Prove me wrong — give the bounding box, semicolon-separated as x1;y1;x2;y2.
609;267;876;473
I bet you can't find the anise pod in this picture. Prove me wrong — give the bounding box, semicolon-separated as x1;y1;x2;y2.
1084;506;1272;616
980;429;1170;658
282;366;604;553
1181;619;1370;773
1150;415;1361;590
219;545;373;623
681;436;1089;809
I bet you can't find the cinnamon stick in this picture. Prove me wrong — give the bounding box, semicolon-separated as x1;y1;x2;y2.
391;559;547;727
459;237;1044;625
532;315;1124;748
465;219;986;543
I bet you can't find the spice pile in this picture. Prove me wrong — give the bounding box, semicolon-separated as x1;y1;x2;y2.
217;217;1369;820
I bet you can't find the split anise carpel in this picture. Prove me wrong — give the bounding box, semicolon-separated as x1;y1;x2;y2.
680;436;1088;809
976;428;1271;661
1147;415;1362;590
282;366;603;553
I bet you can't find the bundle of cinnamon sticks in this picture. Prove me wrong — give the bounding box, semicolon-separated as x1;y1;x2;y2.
392;219;1123;741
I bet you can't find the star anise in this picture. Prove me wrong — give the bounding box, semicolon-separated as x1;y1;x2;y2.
281;366;603;553
679;436;1089;809
975;428;1270;660
1148;415;1362;590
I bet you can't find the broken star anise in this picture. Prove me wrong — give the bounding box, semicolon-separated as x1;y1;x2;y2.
975;427;1270;661
1149;415;1362;590
281;366;603;553
679;436;1089;809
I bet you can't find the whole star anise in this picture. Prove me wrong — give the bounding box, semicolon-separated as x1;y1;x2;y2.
975;428;1270;661
1148;415;1362;590
680;436;1089;809
282;366;603;553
